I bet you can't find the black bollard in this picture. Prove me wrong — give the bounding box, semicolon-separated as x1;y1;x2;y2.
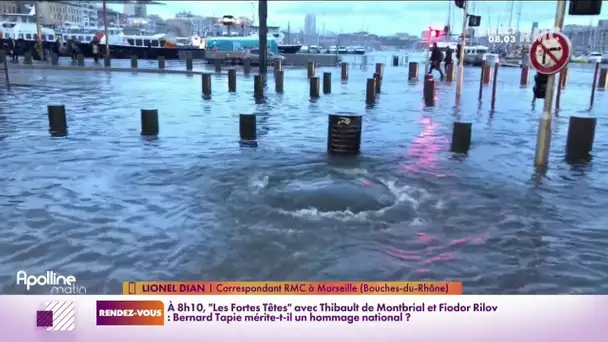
598;68;608;89
565;117;597;163
450;122;472;154
228;69;236;92
307;61;315;78
186;54;193;71
365;78;376;105
140;109;159;136
275;70;284;93
341;63;348;80
274;59;282;74
423;75;435;106
254;74;264;100
158;56;165;69
24;51;33;65
104;55;111;67
375;63;384;79
392;55;399;67
243;58;252;74
310;76;320;99
323;72;331;94
47;105;67;137
202;73;212;98
327;114;362;155
408;62;418;81
51;53;59;66
373;73;382;93
446;63;454;82
77;54;85;66
491;64;500;110
214;59;222;73
130;55;137;68
239;114;257;142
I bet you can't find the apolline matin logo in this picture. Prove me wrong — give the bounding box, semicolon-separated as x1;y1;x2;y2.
16;270;86;294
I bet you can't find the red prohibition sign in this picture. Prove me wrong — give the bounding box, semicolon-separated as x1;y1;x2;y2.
529;32;571;75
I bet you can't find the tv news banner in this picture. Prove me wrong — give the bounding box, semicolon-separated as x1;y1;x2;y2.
90;281;605;340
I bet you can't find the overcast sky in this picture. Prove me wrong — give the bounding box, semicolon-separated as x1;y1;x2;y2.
110;1;608;35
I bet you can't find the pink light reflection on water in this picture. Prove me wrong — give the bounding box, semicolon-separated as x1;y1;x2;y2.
416;232;436;244
384;232;491;271
400;116;454;178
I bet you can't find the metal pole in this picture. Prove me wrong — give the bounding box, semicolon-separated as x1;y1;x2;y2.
424;27;431;74
34;1;42;59
533;0;567;170
455;1;468;99
103;0;110;57
258;0;268;75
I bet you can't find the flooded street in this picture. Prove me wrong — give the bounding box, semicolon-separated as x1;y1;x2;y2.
1;54;607;294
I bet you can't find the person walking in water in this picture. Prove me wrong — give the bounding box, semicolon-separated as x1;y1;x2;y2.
91;38;100;63
428;42;444;80
443;45;454;76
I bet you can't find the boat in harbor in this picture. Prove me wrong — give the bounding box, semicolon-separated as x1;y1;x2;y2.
337;46;348;54
0;6;203;60
205;36;283;65
433;41;489;66
59;23;205;60
247;25;301;54
353;46;366;55
0;11;56;60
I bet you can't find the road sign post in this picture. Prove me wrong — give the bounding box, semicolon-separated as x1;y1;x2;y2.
529;32;571;75
532;0;569;171
455;1;468;101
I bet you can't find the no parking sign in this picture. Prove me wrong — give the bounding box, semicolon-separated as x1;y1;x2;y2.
529;31;572;75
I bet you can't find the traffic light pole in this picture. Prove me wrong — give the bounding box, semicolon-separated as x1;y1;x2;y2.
425;28;432;74
455;1;468;100
533;0;567;170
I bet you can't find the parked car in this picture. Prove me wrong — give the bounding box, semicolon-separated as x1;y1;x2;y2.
245;48;285;65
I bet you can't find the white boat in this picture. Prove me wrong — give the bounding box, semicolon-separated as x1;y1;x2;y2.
431;41;489;66
300;45;309;53
57;24;123;45
328;45;337;54
0;11;56;42
309;45;320;54
353;46;366;54
337;46;348;54
587;52;602;63
247;26;301;54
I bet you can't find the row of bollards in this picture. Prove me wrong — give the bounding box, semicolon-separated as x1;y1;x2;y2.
477;62;500;110
308;73;335;98
44;105;598;163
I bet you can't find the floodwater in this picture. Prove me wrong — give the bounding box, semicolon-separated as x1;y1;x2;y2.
0;52;607;294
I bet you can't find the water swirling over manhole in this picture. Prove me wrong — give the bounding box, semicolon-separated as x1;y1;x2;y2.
252;168;424;222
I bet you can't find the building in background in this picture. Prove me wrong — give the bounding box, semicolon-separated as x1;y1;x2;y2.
304;14;316;35
124;2;147;17
0;1;18;14
98;7;128;27
37;1;85;26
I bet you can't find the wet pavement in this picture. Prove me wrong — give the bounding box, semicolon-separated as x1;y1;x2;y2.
1;52;607;294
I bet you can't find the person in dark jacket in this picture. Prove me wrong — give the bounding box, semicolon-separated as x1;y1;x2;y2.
52;38;61;56
428;42;444;80
444;46;453;74
7;38;16;61
70;40;80;61
455;43;462;63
